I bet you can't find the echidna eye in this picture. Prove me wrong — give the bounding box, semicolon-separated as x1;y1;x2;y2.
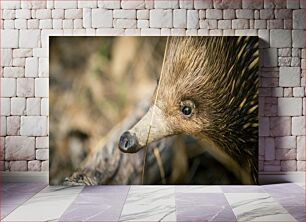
180;100;195;118
181;105;192;117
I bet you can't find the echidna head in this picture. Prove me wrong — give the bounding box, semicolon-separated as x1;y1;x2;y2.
118;36;259;184
119;37;215;153
119;37;258;156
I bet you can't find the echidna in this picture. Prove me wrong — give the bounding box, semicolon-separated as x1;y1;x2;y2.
119;36;259;184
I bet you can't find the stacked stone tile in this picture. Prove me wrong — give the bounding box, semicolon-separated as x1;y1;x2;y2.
0;0;305;173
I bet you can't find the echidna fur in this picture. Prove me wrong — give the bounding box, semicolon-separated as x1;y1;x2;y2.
156;36;259;184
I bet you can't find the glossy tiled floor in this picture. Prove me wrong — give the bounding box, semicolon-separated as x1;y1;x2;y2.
1;182;304;221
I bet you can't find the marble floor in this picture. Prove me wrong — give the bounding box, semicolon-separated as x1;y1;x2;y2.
1;182;304;221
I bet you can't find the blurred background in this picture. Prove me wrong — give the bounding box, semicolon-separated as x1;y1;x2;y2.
50;37;239;185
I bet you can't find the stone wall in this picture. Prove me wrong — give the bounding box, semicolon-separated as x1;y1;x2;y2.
0;0;305;172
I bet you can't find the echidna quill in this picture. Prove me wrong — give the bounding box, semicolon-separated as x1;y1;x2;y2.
118;36;259;184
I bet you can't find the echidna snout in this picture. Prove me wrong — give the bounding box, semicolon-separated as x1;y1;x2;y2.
119;105;174;153
118;131;140;153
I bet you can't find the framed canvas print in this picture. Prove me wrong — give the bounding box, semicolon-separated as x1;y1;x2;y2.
49;36;259;185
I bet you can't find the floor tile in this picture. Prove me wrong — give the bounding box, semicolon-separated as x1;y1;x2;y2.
59;186;130;221
59;204;124;221
283;205;305;222
1;183;47;219
175;185;222;193
1;193;34;205
270;192;305;206
3;185;84;221
81;185;130;194
262;183;304;193
295;183;305;188
119;186;176;222
70;192;127;205
176;193;236;222
1;205;18;219
225;193;297;221
222;185;264;193
1;183;47;194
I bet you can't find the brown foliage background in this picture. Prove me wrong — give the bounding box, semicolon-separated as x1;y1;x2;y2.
49;37;165;184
